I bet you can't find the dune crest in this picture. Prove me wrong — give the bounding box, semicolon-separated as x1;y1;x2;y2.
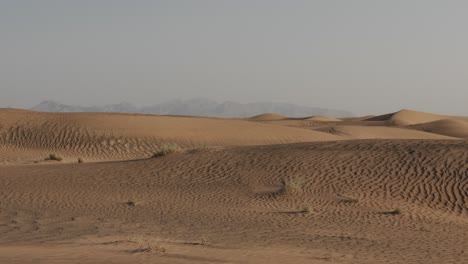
248;112;287;121
0;109;342;163
364;109;448;125
316;125;457;139
408;118;468;139
304;115;342;122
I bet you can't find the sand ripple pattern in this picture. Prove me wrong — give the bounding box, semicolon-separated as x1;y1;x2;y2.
0;140;467;263
0;110;342;163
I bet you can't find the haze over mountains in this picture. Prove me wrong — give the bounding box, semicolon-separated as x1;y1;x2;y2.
30;98;354;118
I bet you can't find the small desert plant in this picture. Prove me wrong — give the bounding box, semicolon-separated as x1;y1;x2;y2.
45;153;63;161
132;244;166;254
152;143;181;157
300;206;312;215
126;200;136;207
196;143;209;149
77;158;84;163
198;236;209;245
127;237;167;254
188;145;223;154
281;177;304;195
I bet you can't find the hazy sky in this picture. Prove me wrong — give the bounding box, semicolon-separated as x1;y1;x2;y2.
1;0;467;115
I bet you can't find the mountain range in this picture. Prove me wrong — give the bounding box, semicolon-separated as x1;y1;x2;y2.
30;99;353;118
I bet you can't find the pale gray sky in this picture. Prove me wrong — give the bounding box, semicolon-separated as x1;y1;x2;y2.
1;0;467;115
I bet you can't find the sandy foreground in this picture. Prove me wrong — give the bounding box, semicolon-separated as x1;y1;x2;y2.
0;109;467;263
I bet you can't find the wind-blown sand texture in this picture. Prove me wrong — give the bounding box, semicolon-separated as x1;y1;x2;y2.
0;109;341;163
0;109;467;264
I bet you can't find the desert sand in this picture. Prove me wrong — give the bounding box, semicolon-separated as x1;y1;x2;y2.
0;109;467;263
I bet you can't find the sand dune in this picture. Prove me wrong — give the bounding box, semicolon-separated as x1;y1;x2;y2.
250;110;468;141
246;111;464;140
304;115;342;122
408;119;468;139
364;109;448;125
340;115;375;122
0;140;466;263
0;109;467;263
0;109;341;163
248;112;287;121
315;125;457;139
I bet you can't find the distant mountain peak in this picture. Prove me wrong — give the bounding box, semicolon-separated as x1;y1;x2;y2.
30;99;353;118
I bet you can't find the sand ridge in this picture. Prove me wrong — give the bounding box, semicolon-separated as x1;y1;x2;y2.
314;125;457;139
248;112;287;121
0;109;467;263
408;119;468;139
2;108;466;164
363;109;453;126
0;109;342;164
304;116;342;122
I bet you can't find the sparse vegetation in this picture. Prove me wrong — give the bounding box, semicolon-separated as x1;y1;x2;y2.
196;143;209;149
152;143;181;157
188;144;223;154
132;243;166;254
126;237;167;254
77;158;84;163
45;153;63;161
281;177;304;195
300;206;312;215
126;200;136;207
199;236;208;245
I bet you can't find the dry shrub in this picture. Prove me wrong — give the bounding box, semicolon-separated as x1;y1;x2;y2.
132;244;166;254
45;153;63;161
281;177;304;195
153;143;181;157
